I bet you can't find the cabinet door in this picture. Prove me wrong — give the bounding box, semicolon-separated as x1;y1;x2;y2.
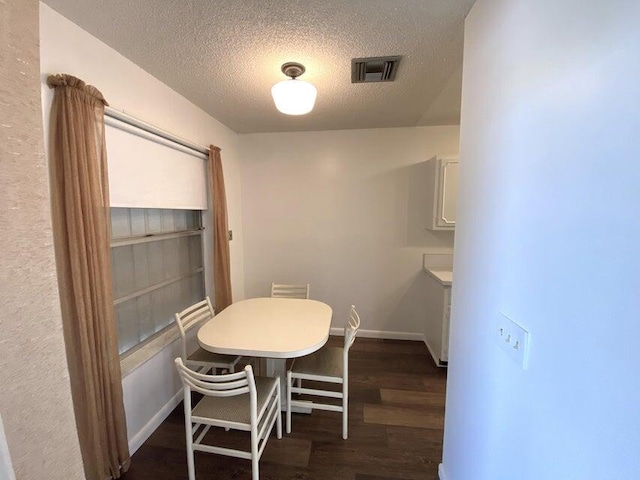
441;288;452;362
435;158;459;229
424;276;450;367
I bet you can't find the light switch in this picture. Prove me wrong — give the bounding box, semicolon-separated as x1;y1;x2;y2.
496;313;530;369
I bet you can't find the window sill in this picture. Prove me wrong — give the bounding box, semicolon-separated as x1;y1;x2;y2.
120;325;181;378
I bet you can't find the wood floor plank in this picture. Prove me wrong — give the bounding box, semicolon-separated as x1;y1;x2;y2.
261;436;312;468
423;376;447;393
363;404;445;429
350;339;431;356
350;372;430;391
310;442;435;480
356;474;436;480
380;388;446;407
385;426;444;456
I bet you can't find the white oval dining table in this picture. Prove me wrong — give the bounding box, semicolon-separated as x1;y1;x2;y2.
197;297;333;411
198;297;332;358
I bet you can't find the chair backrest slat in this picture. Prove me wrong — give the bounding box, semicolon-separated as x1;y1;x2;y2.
176;298;214;332
344;305;361;351
182;372;247;392
175;358;254;398
182;377;250;397
174;297;215;361
184;365;247;382
271;283;310;299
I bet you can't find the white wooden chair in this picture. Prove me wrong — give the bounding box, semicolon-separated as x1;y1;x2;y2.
175;359;282;480
286;305;361;439
175;297;243;374
270;283;310;391
270;283;310;299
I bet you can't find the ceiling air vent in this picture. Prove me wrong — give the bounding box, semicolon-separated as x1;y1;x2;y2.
351;56;401;83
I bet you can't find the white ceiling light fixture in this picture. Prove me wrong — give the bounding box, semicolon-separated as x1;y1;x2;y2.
271;62;317;115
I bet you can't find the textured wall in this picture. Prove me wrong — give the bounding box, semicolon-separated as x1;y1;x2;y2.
0;1;85;479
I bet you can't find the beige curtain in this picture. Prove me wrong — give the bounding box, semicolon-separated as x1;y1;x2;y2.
47;74;130;480
208;146;233;311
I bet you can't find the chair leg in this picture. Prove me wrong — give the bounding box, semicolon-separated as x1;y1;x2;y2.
251;426;259;480
185;419;196;480
286;371;292;434
342;381;348;440
223;364;233;432
296;377;302;392
276;381;282;439
186;444;196;480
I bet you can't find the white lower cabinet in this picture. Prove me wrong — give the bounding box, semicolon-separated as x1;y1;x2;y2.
424;273;452;367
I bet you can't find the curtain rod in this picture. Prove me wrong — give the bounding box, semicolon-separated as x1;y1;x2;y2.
104;106;210;156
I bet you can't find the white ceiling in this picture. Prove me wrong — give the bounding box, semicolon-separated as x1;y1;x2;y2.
43;0;475;133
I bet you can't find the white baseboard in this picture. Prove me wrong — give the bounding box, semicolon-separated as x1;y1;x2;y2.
424;339;448;368
438;463;448;480
330;327;424;342
128;389;183;454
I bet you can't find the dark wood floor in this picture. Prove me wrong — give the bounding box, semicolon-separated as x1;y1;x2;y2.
123;337;447;480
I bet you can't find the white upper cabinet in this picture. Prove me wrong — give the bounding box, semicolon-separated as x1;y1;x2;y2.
425;155;459;230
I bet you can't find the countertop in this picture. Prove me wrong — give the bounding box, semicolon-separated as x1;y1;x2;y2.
424;267;453;286
423;253;454;286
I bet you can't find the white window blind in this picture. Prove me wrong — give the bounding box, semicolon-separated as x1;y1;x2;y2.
105;120;208;210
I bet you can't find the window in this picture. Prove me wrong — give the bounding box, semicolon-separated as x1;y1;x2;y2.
110;207;205;356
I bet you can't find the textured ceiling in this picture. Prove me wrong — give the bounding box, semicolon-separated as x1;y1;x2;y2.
43;0;475;133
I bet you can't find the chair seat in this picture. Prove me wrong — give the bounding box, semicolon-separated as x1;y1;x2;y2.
192;376;278;425
188;347;240;366
291;347;344;379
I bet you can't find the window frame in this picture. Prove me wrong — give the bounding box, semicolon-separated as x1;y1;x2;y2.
109;207;206;364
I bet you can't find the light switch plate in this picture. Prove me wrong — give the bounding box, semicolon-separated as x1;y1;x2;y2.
496;312;530;369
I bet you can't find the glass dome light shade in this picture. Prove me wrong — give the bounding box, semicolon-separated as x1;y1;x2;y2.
271;78;317;115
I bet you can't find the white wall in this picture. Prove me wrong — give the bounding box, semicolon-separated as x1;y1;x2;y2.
0;1;85;478
39;3;246;451
240;126;459;335
442;1;640;479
